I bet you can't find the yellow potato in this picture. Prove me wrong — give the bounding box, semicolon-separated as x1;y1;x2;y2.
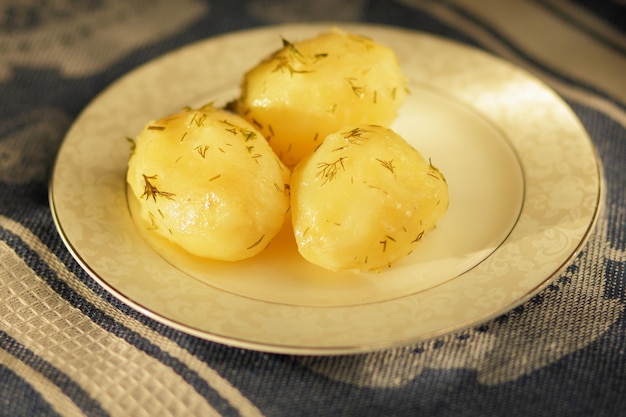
233;28;407;167
126;104;290;261
291;125;449;271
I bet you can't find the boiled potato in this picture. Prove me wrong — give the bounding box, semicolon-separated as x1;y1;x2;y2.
126;104;290;261
233;28;407;167
291;125;449;271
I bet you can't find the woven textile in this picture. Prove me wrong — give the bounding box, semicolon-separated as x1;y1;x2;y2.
1;0;625;416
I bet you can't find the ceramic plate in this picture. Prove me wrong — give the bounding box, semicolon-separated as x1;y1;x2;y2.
49;23;602;354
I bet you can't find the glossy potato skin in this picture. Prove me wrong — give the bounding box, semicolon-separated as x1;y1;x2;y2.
234;28;407;167
126;105;290;261
291;125;449;271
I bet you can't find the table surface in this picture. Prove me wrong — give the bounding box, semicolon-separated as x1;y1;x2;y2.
1;1;625;416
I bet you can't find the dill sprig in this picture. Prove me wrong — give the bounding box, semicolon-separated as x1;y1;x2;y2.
316;157;347;185
342;127;369;144
376;158;395;174
141;174;176;202
189;112;207;128
194;145;209;158
427;158;447;183
345;77;366;98
271;37;328;75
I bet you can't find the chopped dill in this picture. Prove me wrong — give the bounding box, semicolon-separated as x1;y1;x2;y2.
220;119;257;141
126;136;136;153
247;234;265;250
412;231;424;244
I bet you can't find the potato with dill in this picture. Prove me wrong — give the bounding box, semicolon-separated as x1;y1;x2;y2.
126;104;290;262
291;124;449;271
232;28;407;168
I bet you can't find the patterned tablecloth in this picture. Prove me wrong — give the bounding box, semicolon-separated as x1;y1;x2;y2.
1;1;625;416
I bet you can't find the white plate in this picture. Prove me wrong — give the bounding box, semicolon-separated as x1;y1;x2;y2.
49;23;602;354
